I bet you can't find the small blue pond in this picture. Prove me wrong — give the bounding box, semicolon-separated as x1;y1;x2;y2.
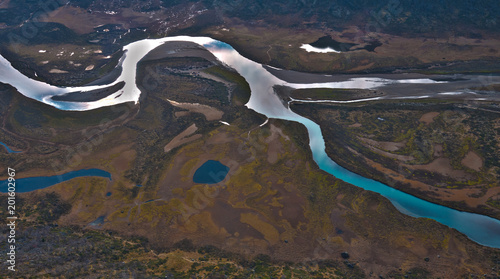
0;141;21;153
193;160;229;184
0;169;112;193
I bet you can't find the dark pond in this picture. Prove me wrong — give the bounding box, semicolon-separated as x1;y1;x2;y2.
310;36;357;52
310;35;382;52
193;160;229;184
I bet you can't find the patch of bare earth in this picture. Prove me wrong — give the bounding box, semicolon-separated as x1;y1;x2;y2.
405;158;473;181
359;137;412;161
168;99;223;121
164;123;201;152
265;124;290;164
205;132;232;145
461;151;483;171
419;112;440;124
359;137;406;152
434;144;444;157
49;69;69;74
207;198;263;239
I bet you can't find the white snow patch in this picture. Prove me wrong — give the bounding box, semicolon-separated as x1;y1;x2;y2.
300;44;341;53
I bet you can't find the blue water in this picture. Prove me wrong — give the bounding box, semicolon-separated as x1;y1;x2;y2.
204;40;234;50
0;141;21;153
0;169;112;193
193;160;229;184
303;118;500;248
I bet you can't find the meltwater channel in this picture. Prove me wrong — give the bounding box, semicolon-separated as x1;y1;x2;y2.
0;36;499;247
